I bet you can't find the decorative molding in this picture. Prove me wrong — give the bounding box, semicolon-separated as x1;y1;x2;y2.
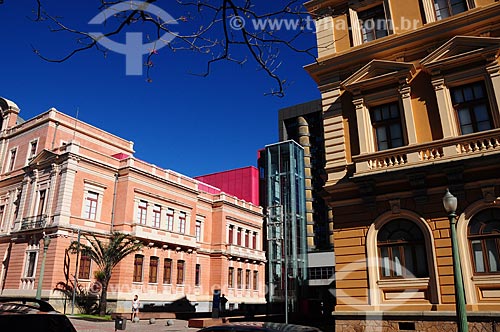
389;199;401;214
481;186;496;203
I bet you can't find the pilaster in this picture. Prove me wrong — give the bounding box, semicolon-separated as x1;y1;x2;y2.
354;97;374;154
486;62;500;126
349;8;362;46
432;77;459;138
53;156;79;226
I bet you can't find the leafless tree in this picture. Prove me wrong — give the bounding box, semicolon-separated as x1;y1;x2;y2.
27;0;319;96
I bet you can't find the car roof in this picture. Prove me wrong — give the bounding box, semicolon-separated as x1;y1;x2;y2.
0;298;77;332
199;322;323;332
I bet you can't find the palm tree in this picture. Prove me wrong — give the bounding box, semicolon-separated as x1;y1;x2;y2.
69;232;143;316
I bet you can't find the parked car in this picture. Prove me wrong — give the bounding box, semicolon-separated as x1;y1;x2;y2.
0;298;77;332
198;322;323;332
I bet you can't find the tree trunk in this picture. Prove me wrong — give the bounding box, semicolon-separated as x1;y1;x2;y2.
99;280;109;316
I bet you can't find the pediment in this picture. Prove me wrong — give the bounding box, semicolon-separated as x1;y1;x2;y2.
342;60;416;92
27;149;59;167
421;36;500;70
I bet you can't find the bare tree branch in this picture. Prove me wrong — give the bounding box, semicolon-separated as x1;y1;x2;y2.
31;0;319;96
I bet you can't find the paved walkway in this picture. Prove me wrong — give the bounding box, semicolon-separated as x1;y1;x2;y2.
70;317;200;332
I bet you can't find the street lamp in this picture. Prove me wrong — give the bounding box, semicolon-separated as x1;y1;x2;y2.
442;189;468;332
36;233;51;300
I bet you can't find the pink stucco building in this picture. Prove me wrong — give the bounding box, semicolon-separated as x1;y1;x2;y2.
0;97;266;312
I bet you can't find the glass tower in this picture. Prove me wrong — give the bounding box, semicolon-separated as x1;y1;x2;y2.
264;140;308;312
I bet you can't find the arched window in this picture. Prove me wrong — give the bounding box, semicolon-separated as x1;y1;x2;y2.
468;209;500;274
378;219;429;278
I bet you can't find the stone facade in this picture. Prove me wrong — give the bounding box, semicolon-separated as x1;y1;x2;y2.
304;0;500;329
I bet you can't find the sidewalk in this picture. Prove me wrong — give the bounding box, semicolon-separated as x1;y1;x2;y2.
70;317;200;332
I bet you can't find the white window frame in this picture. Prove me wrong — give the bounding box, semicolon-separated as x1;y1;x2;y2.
84;191;99;220
178;212;186;234
152;205;161;228
26;139;39;165
166;208;174;231
137;200;148;225
81;182;106;221
195;220;202;242
24;250;39;278
7;147;17;172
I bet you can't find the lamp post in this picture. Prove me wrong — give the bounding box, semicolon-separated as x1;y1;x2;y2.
36;233;51;300
442;189;468;332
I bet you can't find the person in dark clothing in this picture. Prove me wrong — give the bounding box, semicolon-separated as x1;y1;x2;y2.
220;294;228;315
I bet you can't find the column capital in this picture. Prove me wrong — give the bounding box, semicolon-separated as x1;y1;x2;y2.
431;78;445;91
399;86;411;99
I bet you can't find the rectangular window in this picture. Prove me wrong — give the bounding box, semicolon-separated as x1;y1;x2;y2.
253;271;258;290
195;264;201;286
25;252;37;278
37;190;46;216
178;212;186;234
237;268;243;289
434;0;468;20
244;231;249;248
228;267;234;288
8;149;16;171
245;269;251;289
451;81;492;135
29;140;38;159
78;255;91;279
163;258;172;284
358;5;388;43
153;205;161;228
133;255;144;282
195;221;202;242
137;200;147;225
252;232;257;250
166;208;174;231
149;257;159;283
237;228;242;246
228;225;234;244
371;102;404;151
84;191;98;220
177;260;185;284
0;205;4;228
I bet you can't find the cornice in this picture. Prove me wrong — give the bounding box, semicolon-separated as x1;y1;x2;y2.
305;4;500;84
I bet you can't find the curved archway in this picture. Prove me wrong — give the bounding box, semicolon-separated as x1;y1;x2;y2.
457;201;500;306
366;209;440;308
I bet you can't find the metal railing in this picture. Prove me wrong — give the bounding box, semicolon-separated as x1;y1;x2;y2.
20;214;47;230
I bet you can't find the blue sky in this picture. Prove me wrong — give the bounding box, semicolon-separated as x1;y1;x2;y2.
0;1;320;177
